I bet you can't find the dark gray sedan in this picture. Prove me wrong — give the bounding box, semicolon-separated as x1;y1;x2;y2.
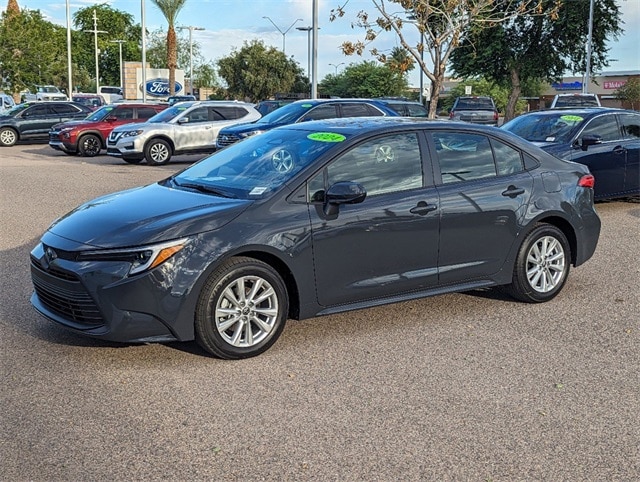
30;118;601;359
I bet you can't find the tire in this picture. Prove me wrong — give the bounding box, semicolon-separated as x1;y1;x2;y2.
195;257;289;359
78;134;102;157
144;139;172;165
0;127;18;147
505;224;571;303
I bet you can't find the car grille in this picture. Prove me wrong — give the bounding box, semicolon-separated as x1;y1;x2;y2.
108;131;123;144
216;134;241;148
49;131;61;142
30;257;103;326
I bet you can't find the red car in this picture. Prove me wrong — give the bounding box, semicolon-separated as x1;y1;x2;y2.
49;103;167;157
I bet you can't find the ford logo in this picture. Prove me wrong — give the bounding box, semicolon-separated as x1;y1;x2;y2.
143;78;183;97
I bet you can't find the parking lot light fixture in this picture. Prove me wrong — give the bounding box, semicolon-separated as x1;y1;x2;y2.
329;62;345;75
263;16;303;54
178;26;205;95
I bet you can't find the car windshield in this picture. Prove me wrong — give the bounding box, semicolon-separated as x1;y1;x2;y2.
170;127;344;199
85;106;117;121
455;98;495;110
3;103;31;117
147;104;192;123
255;102;316;125
502;112;586;143
74;96;101;107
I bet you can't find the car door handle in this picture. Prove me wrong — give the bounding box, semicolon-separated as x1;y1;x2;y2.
410;201;437;215
502;186;525;198
613;145;626;154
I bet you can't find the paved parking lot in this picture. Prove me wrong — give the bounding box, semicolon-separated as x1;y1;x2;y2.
1;143;639;481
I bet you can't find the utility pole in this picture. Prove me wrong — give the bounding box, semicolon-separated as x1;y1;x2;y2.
84;10;108;93
178;26;204;96
110;40;126;88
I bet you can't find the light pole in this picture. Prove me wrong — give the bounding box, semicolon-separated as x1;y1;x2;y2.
263;16;303;54
296;26;313;95
178;25;204;96
110;40;126;88
65;0;72;97
84;10;108;93
329;62;344;75
141;0;146;102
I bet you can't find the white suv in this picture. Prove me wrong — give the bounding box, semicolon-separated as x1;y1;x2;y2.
106;101;261;165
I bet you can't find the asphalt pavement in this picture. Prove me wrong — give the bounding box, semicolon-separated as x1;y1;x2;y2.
1;143;638;481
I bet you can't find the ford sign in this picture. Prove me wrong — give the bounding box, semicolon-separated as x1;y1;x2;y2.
143;78;183;97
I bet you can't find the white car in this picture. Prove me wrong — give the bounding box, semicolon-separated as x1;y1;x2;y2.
22;85;68;102
106;101;261;165
0;93;15;114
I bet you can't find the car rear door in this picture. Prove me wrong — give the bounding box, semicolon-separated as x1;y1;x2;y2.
308;130;440;306
429;130;534;283
618;112;640;195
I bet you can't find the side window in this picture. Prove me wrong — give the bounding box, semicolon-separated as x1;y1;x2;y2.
491;139;523;175
433;132;497;184
27;105;49;116
299;104;338;122
408;104;428;117
212;106;248;120
341;103;384;117
51;104;77;115
308;132;423;201
137;107;158;119
580;115;621;142
112;107;134;120
619;113;640;139
184;107;209;123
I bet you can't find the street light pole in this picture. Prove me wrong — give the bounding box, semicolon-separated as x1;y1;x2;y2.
311;0;318;98
296;26;313;96
84;10;108;93
141;0;147;102
329;62;344;75
110;40;126;88
65;0;73;97
262;16;303;54
178;25;204;96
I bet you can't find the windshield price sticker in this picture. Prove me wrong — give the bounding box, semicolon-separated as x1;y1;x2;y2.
560;115;583;122
307;132;346;143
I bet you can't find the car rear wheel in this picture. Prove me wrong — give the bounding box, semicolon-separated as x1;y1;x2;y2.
145;139;172;165
195;257;288;359
0;127;18;147
506;224;571;303
78;134;101;157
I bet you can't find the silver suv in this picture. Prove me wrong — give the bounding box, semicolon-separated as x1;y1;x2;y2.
449;96;499;125
106;101;261;165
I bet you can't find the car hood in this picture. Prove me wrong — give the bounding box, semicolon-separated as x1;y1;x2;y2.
44;182;252;250
111;121;157;132
220;121;281;135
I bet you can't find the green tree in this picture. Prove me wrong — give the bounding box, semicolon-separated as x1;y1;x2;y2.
73;4;141;89
319;61;408;98
449;0;622;121
217;40;301;102
150;0;187;96
0;8;67;93
331;0;545;118
146;28;194;70
616;78;640;110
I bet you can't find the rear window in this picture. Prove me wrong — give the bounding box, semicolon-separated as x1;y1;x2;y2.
454;98;495;110
553;95;600;108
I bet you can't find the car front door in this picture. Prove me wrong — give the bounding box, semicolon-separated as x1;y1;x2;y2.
308;131;440;307
429;130;534;284
618;112;640;195
173;106;215;151
19;104;52;138
572;113;626;198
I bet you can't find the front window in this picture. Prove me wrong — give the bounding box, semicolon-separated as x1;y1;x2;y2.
503;113;586;143
579;115;621;142
3;103;31;117
169;127;343;199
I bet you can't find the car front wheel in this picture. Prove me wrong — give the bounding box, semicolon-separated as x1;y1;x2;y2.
0;127;18;147
78;134;101;157
195;257;289;359
506;224;571;303
144;139;172;165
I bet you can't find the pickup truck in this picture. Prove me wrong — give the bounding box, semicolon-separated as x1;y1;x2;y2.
22;85;68;102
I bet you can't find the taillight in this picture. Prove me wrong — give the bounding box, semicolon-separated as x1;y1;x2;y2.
578;174;595;188
493;111;499;121
449;110;454;119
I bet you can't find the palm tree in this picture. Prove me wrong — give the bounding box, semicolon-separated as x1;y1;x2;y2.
150;0;187;95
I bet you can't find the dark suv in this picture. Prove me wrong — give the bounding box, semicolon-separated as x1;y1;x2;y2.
449;96;499;125
0;101;93;147
49;103;167;157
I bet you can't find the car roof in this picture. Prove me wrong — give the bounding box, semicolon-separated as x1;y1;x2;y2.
524;107;623;116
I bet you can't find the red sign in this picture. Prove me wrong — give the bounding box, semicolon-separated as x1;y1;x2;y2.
604;81;626;89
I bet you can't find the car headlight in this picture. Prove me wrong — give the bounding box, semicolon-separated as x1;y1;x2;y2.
239;130;264;139
122;130;144;137
77;238;188;275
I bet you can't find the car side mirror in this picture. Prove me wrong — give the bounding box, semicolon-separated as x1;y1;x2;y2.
324;181;366;216
579;134;602;150
178;117;189;124
105;115;118;122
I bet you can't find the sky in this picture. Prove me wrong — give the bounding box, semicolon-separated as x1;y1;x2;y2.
6;0;640;88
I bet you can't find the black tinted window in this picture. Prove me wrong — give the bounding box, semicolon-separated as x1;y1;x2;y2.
27;105;49;116
112;107;134;120
580;115;621;142
184;107;209;123
51;104;78;115
454;98;495;110
300;104;338;121
491;139;523;175
137;107;159;119
341;103;384;117
433;132;497;183
619;113;640;139
211;106;248;120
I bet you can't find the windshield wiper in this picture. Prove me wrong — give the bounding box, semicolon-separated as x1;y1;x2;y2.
171;179;237;198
